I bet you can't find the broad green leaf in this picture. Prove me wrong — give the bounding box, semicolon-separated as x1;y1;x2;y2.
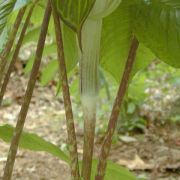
100;1;155;82
54;0;96;33
40;60;58;86
133;0;180;68
22;26;40;44
0;124;69;162
105;161;137;180
43;43;57;56
0;0;16;35
90;0;121;19
30;2;45;26
91;160;137;180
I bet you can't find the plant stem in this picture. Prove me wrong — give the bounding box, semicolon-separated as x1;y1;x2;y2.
51;3;80;180
95;37;139;180
80;17;102;180
82;104;96;180
0;7;26;88
80;2;113;178
2;1;51;180
0;3;36;106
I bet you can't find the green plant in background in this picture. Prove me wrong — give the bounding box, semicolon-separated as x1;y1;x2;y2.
117;72;147;133
0;0;180;180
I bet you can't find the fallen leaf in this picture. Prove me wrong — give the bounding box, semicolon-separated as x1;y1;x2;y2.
119;136;137;143
117;154;153;170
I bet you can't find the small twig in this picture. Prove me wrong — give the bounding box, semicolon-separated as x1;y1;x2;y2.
51;3;80;179
95;37;139;180
2;1;51;180
0;3;36;106
0;7;26;87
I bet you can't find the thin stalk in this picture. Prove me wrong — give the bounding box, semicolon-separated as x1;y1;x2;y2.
95;37;139;180
2;1;51;180
51;3;80;180
82;104;96;180
0;3;36;106
0;7;26;87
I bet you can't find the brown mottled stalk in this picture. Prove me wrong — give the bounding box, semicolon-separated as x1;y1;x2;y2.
0;3;36;106
95;37;139;180
0;7;26;87
82;108;96;180
51;2;80;180
2;2;51;180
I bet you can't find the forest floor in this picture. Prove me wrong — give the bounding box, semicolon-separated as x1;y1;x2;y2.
0;71;180;180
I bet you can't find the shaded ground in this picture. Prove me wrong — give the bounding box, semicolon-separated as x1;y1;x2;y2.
0;72;180;180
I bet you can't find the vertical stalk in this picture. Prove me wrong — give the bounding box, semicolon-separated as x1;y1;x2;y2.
51;2;80;180
95;37;139;180
81;16;102;180
2;1;51;180
80;1;113;178
0;3;36;106
0;7;26;87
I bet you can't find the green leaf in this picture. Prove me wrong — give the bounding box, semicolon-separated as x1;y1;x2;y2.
53;0;96;33
100;1;155;82
91;160;137;180
22;26;40;44
90;0;121;19
24;55;35;73
0;27;9;52
133;0;180;68
0;0;16;35
128;73;147;102
40;60;58;86
0;124;69;163
29;2;46;26
105;161;137;180
61;23;79;72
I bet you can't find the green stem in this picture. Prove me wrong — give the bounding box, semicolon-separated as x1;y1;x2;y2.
0;7;26;88
81;16;103;180
2;1;51;180
95;37;139;180
0;3;36;106
80;1;115;178
51;2;80;180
